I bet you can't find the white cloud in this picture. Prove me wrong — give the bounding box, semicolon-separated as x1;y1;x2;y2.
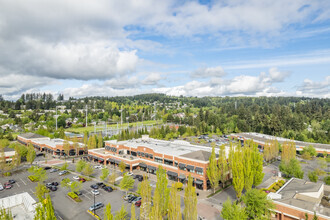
296;76;330;98
141;73;163;85
191;66;226;78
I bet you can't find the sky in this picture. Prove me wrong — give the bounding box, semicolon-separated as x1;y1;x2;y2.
0;0;329;100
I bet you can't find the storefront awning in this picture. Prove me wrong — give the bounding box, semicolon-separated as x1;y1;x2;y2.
178;174;186;179
186;165;195;170
98;158;104;162
167;171;178;177
178;163;186;169
195;167;203;173
108;158;115;163
148;165;156;171
114;160;121;164
139;163;147;168
194;179;203;185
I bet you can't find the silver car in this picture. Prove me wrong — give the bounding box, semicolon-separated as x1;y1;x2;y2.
0;184;3;191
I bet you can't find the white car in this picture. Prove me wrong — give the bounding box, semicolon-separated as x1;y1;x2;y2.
126;172;134;176
73;176;80;180
94;165;103;169
91;189;100;195
0;184;3;191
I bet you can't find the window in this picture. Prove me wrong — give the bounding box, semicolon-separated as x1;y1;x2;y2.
155;157;163;163
127;150;130;155
149;154;153;159
195;170;203;175
174;161;178;167
164;159;173;166
131;151;137;156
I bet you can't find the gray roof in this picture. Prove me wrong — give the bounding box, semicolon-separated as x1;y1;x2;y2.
18;133;46;139
277;178;323;199
180;150;213;161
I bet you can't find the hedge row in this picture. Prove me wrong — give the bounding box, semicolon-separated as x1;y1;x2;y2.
67;192;82;202
28;175;39;182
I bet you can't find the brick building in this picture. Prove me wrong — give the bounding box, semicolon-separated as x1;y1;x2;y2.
88;135;227;190
268;178;330;220
17;133;86;156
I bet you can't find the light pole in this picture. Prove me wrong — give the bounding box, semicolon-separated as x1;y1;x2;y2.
93;191;96;216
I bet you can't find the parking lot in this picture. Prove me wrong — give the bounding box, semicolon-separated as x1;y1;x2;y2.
0;163;141;220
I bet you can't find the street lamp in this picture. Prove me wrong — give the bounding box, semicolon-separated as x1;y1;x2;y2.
93;191;96;216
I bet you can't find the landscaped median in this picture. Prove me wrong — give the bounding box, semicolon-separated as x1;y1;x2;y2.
262;179;285;193
28;175;39;182
87;210;101;220
67;192;82;202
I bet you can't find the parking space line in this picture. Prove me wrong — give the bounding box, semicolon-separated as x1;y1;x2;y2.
20;178;27;185
29;189;34;194
16;182;20;187
82;194;91;200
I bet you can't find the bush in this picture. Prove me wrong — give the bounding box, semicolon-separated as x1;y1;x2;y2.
270;189;276;193
68;192;82;202
314;168;326;176
3;172;11;176
174;182;183;191
302;145;317;157
324;176;330;185
308;171;318;183
279;180;285;185
28;175;39;182
277;182;283;187
273;185;280;191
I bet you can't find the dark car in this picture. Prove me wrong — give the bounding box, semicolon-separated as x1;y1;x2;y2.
44;166;51;170
90;184;99;189
138;176;144;182
128;196;137;203
52;182;59;186
74;191;82;196
132;197;142;204
8;180;15;184
50;186;57;191
103;186;113;192
96;182;105;187
46;183;53;188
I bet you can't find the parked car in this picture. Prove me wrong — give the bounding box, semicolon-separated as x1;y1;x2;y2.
89;202;104;211
132;197;142;204
126;172;134;176
135;200;141;207
96;182;105;187
79;178;86;183
52;182;59;186
50;168;59;173
59;170;68;176
74;191;82;196
90;184;99;189
73;176;80;180
91;189;100;195
134;174;142;179
44;166;51;170
50;186;57;191
8;180;15;184
124;194;134;201
4;183;12;189
0;184;3;191
94;165;103;169
46;183;53;188
128;196;137;203
103;186;113;192
138;176;144;182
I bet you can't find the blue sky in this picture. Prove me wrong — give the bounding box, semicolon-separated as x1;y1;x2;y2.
0;0;329;100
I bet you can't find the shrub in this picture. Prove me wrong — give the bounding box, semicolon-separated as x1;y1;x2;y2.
67;192;81;202
308;171;318;183
270;189;276;193
314;168;326;176
273;185;280;191
3;172;11;176
279;180;285;185
324;176;330;185
174;182;183;190
28;175;39;182
277;182;283;187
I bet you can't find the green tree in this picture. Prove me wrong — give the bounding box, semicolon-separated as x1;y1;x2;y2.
207;146;220;193
218;145;229;188
242;189;275;220
317;158;327;169
183;175;197;220
130;203;136;220
139;177;152;220
168;183;182;220
98;133;103;148
104;203;114;220
324;176;330;185
28;166;47;182
62;140;70;160
61;178;71;190
308;171;318;183
27;144;36;165
33;194;56;220
119;161;126;173
60;162;68;170
281;141;296;163
120;173;135;195
76;160;86;173
83;163;94;176
252;144;265;187
100;167;110;181
302;145;317;157
151;166;170;218
221;197;247;220
108;172;117;185
243;146;253;191
35;183;49;202
0;207;13;220
279;158;304;179
70;181;82;193
231;148;244;199
114;204;128;220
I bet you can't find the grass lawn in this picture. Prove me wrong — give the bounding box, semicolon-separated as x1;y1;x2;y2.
66;120;162;133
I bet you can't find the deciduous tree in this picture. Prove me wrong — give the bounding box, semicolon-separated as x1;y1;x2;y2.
120;173;135;195
168;183;181;220
34;194;56;220
151;166;170;218
104;203;114;220
35;183;49;202
183;175;197;220
100;168;110;181
27;144;36;165
218;145;229;188
130;204;136;220
139;177;152;220
231;147;244;199
114;204;128;220
221;197;247;220
207;146;220;193
76;160;86;173
83;163;94;176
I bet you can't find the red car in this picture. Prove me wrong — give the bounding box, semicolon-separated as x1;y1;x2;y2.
79;178;86;183
4;183;12;189
135;200;141;207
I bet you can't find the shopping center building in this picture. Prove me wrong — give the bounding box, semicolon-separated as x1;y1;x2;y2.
88;135;226;190
17;133;87;156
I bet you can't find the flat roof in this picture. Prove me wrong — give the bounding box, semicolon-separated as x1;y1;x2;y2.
18;132;46;139
105;137;225;160
232;132;330;150
32;138;85;148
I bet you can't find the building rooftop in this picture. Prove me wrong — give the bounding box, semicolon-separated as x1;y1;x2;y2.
232;132;330;150
106;136;225;160
18;132;47;139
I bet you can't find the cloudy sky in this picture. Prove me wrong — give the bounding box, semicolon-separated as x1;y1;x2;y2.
0;0;329;100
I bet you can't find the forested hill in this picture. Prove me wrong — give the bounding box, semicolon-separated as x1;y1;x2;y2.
0;93;329;144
